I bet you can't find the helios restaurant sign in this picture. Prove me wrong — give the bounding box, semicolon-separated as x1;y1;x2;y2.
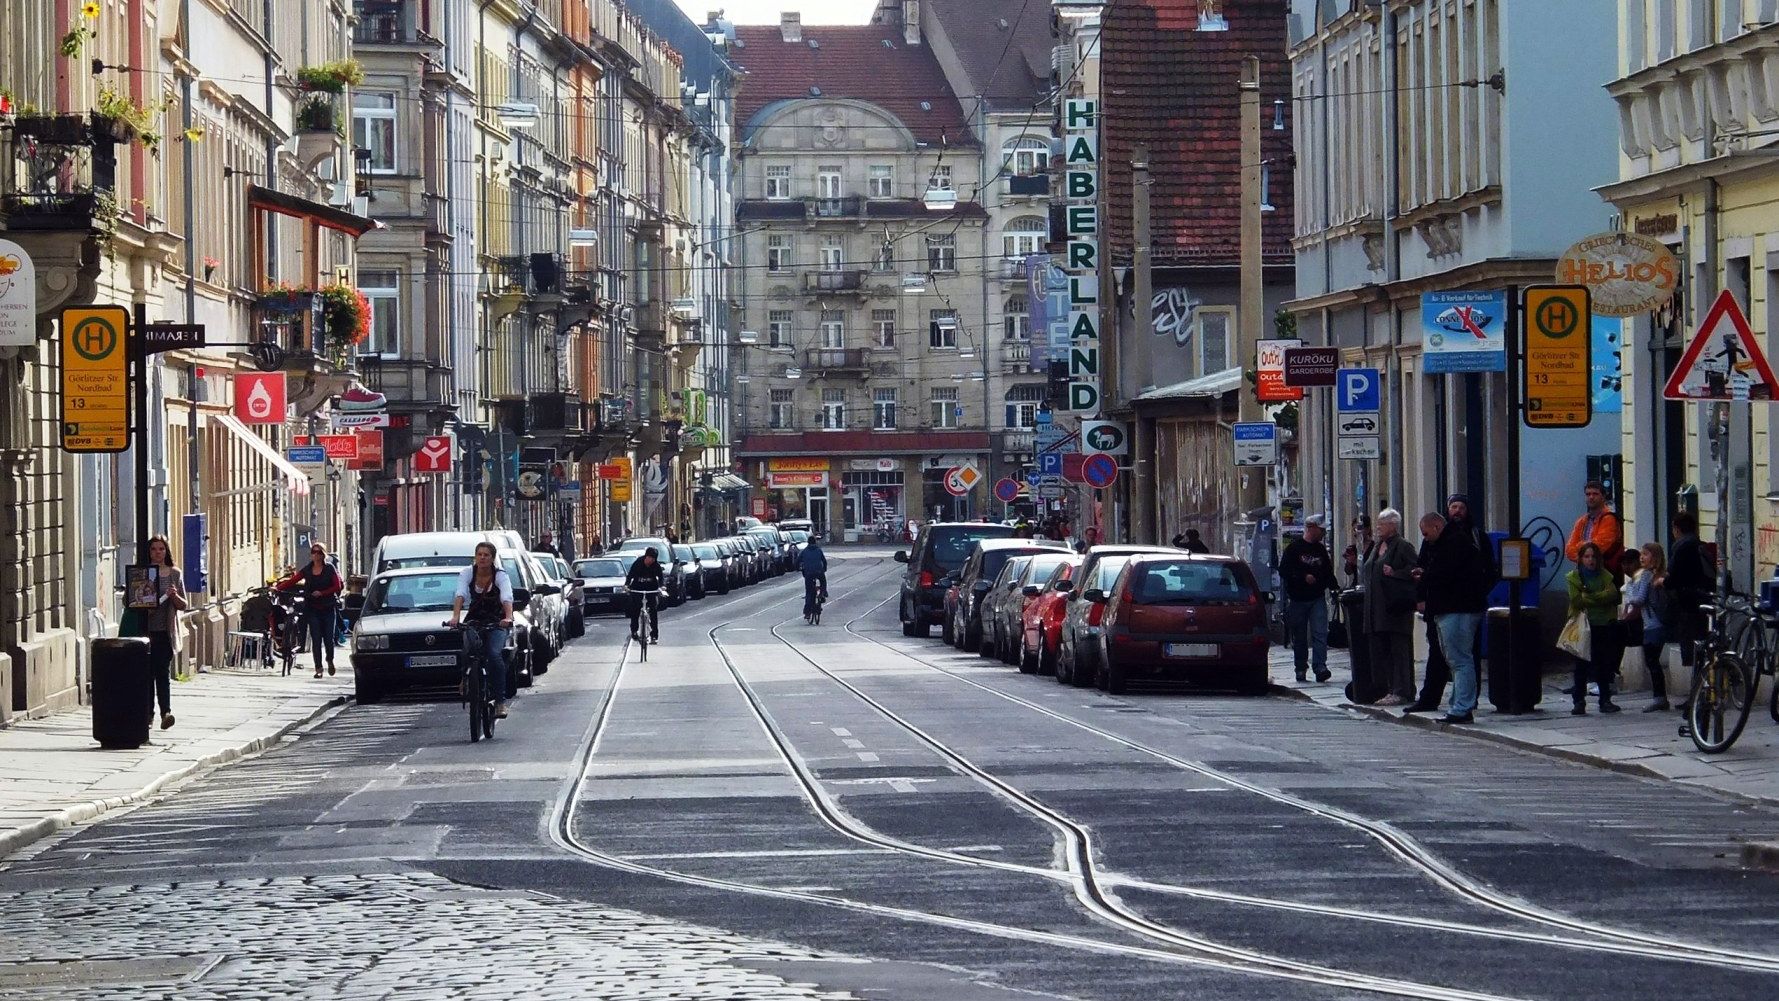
1063;98;1100;415
1556;231;1679;318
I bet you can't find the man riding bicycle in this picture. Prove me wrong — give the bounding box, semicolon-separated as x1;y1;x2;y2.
448;542;515;718
800;535;828;620
626;547;665;642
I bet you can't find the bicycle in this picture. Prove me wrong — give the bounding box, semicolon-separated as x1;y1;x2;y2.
448;621;497;742
1686;591;1763;753
627;587;661;662
803;577;827;625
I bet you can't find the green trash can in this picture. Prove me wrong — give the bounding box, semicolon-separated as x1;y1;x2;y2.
91;637;152;749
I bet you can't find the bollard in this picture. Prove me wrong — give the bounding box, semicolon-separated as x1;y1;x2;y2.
91;637;152;749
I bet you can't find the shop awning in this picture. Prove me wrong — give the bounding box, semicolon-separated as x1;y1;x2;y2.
706;471;750;492
1133;366;1242;403
247;183;381;238
215;413;313;496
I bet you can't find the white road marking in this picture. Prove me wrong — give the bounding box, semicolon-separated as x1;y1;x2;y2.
622;848;895;861
856;752;879;762
830;727;852;737
841;738;866;749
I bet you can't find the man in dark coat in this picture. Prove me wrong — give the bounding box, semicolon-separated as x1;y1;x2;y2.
1415;512;1493;724
1280;516;1336;682
1664;510;1712;716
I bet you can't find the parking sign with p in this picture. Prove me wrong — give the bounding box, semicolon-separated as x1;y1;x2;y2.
1337;368;1380;413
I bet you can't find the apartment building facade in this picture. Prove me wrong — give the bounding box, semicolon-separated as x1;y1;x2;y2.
730;12;994;539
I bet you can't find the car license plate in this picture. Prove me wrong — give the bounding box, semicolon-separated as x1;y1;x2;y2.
1164;643;1219;658
407;654;457;668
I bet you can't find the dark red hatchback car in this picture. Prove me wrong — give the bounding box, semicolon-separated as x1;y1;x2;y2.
1093;555;1270;694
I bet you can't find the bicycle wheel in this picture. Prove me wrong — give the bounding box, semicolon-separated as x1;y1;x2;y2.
482;677;496;740
639;632;648;662
1768;665;1779;724
1688;651;1754;753
467;663;484;743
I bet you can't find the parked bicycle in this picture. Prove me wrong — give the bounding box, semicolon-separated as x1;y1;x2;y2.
1686;590;1772;753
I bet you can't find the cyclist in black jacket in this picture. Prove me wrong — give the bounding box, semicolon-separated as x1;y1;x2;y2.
625;548;665;642
799;537;829;620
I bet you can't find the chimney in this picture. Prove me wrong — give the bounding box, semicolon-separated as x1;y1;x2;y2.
780;11;802;43
902;1;921;45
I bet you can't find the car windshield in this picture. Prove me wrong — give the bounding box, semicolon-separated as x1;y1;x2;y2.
576;559;625;578
1131;561;1256;604
672;545;695;561
381;554;472;570
364;572;460;614
692;545;720;559
996;556;1033;586
1022;554;1072;583
499;558;530;586
1092;556;1135;591
980;550;1020;582
789;531;810;542
927;526;1016;572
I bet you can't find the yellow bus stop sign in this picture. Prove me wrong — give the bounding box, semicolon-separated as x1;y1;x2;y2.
1522;285;1592;429
60;305;132;453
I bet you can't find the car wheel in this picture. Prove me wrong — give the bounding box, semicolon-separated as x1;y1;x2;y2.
1055;643;1073;684
1002;625;1022;666
941;607;956;645
1237;666;1271;696
1038;635;1056;677
961;614;981;653
516;649;535;689
1100;653;1126;695
354;674;382;704
532;635;550;675
978;621;997;659
1017;632;1038;674
1069;643;1096;688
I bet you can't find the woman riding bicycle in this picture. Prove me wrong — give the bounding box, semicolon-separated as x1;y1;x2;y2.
449;542;515;718
626;547;665;643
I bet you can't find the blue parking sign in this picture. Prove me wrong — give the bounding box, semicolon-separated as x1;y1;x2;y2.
1038;452;1062;475
1336;368;1381;413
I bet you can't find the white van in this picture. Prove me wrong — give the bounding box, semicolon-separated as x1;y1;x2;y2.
370;531;495;575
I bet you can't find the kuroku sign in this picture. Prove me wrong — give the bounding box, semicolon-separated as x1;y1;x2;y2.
1282;346;1339;387
1062;97;1101;415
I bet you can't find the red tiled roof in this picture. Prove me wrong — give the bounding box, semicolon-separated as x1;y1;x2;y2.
1101;1;1295;267
731;25;975;146
738;430;991;457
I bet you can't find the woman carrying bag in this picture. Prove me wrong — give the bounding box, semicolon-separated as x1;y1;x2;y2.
1563;542;1622;715
141;535;188;731
1622;542;1672;712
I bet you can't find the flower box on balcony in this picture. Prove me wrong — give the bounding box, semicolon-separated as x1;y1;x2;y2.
11;113;94;145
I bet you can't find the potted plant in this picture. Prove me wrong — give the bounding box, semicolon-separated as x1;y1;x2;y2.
202;256;220;282
295;95;338;135
296;59;366;94
317;283;372;353
10;111;91;145
93;85;164;150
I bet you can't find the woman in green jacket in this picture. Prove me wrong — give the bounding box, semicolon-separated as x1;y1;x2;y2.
1566;542;1623;716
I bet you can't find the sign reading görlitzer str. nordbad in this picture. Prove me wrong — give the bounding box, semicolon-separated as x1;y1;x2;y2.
1522;286;1593;429
60;306;132;453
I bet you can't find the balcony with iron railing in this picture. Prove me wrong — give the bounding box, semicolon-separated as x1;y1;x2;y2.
0;113;125;233
352;1;427;45
357;354;454;412
812;195;864;219
1001;429;1036;454
1006;173;1049;198
1001;339;1034;372
803;347;873;374
802;269;869;294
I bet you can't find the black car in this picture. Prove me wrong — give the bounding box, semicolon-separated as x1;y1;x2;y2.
688;543;731;595
895;521;1016;637
948;539;1072;651
347;567;534;704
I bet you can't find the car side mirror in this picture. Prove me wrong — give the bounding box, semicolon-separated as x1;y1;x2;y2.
894;551;910;563
1083;588;1107;604
1021;584;1041;596
343;594;365;614
512;587;532;610
1054;579;1075;594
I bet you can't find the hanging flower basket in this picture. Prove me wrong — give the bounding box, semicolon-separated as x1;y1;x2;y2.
258;282;371;356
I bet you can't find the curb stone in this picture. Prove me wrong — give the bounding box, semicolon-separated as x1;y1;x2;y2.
0;695;349;862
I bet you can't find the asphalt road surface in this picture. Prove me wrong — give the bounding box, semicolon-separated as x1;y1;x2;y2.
6;549;1779;1001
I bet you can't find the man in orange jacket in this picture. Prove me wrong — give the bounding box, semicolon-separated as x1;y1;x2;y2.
1566;480;1624;574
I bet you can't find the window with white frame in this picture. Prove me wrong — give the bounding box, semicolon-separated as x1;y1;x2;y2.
819;235;843;271
930;386;959;428
1004;384;1045;429
360;269;400;354
868;164;894;198
769;388;795;428
873;239;895;271
820;388;846;429
352;93;398;173
926;233;956;272
1003;295;1030;341
819;309;845;348
767;234;791;273
929;308;957;349
818;166;843;198
766;165;793;199
1001;135;1049;176
1197;308;1233;375
926;164;952;191
1002;215;1046;259
872;387;898;429
872;308;896;347
768;309;793;348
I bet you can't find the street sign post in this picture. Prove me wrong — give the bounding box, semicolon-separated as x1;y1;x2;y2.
58;306;131;453
1334;367;1382;462
1421;291;1508;373
1256;339;1304;402
1233;422;1277;467
1038;452;1063;476
1080;420;1129;455
286;445;327;472
1522;285;1593;428
233;372;287;425
414;434;453;473
993;477;1020;503
1663;289;1777;401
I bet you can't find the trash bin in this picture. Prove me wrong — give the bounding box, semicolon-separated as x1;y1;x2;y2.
1339;587;1380;703
91;637;152;750
1485;607;1542;713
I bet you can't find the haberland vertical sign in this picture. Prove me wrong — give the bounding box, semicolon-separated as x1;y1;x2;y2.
1063;97;1100;415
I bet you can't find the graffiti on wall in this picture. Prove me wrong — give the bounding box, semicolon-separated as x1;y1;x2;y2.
1152;287;1203;346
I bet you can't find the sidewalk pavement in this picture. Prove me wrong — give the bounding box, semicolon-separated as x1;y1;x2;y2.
0;652;352;860
1267;643;1779;811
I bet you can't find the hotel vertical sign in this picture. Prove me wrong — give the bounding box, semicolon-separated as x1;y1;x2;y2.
1063;97;1100;415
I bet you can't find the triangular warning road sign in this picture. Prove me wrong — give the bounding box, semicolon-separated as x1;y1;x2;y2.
1664;289;1778;402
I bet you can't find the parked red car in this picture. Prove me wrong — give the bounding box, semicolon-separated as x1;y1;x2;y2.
1019;556;1082;675
1094;554;1270;695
